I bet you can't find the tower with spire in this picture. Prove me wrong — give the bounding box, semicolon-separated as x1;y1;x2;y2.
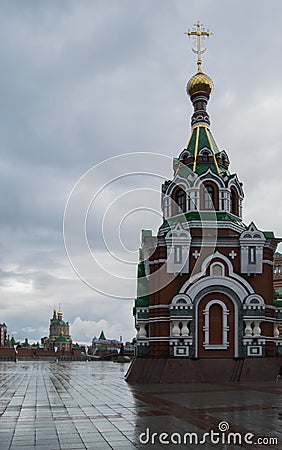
127;23;282;383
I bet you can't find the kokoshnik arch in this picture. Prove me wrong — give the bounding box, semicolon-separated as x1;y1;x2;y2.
126;22;282;383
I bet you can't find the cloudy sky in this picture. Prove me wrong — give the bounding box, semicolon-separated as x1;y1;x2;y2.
0;0;282;344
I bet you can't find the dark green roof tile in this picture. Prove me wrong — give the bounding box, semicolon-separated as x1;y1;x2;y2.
194;162;218;175
135;296;149;307
274;299;282;307
160;211;245;229
55;336;68;342
264;231;275;238
198;126;210;150
187;127;197;154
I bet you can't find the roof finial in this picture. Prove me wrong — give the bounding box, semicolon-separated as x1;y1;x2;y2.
185;21;212;73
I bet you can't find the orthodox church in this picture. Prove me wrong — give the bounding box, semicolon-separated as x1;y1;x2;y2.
126;23;282;383
43;308;72;353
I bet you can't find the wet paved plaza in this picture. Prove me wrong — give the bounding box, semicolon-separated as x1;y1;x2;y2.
0;361;281;449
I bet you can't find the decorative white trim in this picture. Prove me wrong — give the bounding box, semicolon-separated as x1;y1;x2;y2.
149;305;169;309
263;260;274;266
174;346;189;357
194;168;225;189
228;176;244;198
158;219;245;234
247;345;262;357
149;317;170;322
166;222;191;274
149;259;167;265
179;251;255;295
194;288;239;358
182;276;252;301
198;147;213;157
170;294;193;306
165;176;190;195
170;337;192;342
203;300;229;350
147;337;170;342
240;223;266;274
244;294;265;306
179;149;192;160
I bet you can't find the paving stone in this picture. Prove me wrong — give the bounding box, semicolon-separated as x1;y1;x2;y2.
0;361;281;449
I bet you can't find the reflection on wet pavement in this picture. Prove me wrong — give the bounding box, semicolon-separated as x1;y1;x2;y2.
0;361;281;449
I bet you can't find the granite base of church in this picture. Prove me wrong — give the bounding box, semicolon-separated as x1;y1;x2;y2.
125;357;282;383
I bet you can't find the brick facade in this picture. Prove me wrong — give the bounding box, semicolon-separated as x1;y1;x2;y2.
131;29;282;375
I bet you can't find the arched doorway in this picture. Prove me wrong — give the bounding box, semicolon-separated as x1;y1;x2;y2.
197;292;236;358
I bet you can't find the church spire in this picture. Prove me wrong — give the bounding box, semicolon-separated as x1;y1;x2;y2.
179;22;230;176
185;21;213;128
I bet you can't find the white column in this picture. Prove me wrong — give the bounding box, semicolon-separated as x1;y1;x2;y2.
181;320;189;337
253;320;261;337
171;321;180;337
274;323;280;338
244;320;253;337
137;324;147;339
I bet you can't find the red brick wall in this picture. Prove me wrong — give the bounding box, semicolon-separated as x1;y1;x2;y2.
0;348;15;356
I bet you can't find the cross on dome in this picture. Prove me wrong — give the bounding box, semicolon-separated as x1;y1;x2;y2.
185;21;212;72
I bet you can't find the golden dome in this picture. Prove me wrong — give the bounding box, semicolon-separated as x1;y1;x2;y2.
186;71;213;98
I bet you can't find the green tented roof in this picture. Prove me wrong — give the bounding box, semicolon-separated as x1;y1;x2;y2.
160;211;245;229
187;126;197;154
184;125;224;176
99;330;106;340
